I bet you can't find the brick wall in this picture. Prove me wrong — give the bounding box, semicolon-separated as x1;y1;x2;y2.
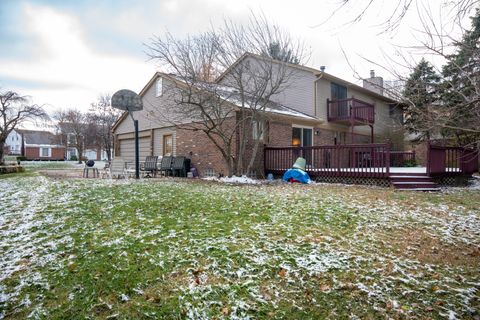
175;117;237;177
25;147;65;160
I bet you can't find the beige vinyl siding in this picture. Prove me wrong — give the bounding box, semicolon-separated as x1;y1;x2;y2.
218;56;316;117
115;78;179;135
153;128;177;156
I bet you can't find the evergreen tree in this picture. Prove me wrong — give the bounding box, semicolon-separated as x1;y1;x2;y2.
263;42;300;64
440;9;480;146
402;58;440;140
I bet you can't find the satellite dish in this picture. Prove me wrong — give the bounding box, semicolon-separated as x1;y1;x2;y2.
111;89;143;111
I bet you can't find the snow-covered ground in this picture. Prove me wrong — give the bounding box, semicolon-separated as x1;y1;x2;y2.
0;175;479;319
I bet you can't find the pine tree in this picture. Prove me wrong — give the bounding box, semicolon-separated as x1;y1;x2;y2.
263;42;300;64
440;9;480;146
402;58;440;140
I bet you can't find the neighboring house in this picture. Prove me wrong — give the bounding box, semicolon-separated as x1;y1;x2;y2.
57;126;104;161
4;129;23;155
16;129;65;160
112;53;402;177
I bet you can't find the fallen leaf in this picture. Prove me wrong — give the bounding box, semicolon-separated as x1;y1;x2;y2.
221;307;230;315
320;284;331;291
278;268;287;277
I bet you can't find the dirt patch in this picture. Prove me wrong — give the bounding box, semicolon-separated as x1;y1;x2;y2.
38;169;90;179
386;227;480;267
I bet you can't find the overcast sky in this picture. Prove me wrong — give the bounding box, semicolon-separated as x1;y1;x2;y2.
0;0;471;115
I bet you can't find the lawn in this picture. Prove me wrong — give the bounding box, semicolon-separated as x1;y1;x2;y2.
0;173;479;319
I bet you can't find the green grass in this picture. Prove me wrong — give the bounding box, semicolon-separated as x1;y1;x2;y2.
1;176;479;319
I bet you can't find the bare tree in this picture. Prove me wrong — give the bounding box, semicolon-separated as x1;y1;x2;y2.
332;2;479;153
54;109;89;164
315;0;478;34
0;89;47;164
89;94;122;161
146;13;307;176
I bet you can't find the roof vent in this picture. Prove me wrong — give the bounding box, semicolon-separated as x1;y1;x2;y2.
320;66;326;72
370;70;375;78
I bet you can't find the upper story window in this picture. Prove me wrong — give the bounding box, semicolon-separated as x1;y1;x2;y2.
156;77;163;97
331;83;347;100
67;133;76;145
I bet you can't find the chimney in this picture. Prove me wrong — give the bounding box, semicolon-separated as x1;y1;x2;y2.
363;70;384;95
320;66;326;72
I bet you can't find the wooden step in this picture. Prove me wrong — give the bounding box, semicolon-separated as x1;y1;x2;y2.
395;187;441;192
392;182;437;189
390;173;439;191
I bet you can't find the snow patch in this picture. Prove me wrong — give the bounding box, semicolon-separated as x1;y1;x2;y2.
203;175;261;184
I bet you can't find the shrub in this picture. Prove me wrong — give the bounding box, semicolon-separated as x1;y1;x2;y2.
403;159;417;167
70;155;78;161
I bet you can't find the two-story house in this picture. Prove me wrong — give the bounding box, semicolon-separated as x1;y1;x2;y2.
4;129;23;155
112;53;402;177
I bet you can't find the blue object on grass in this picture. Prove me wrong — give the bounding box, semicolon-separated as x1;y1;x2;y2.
282;168;312;184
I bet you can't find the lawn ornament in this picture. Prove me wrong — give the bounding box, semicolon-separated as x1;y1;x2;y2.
282;157;312;184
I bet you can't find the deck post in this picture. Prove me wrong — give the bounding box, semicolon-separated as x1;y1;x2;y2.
385;143;390;177
426;140;431;176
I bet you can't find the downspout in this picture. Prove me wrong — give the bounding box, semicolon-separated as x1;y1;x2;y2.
313;72;324;117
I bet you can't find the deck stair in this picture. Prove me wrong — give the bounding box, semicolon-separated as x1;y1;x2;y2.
390;172;440;191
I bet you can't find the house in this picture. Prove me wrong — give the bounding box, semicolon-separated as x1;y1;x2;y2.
16;129;65;160
112;53;402;178
4;129;23;155
56;124;106;161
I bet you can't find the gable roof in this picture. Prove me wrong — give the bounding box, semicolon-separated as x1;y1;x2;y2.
112;71;321;132
17;129;62;146
215;52;397;103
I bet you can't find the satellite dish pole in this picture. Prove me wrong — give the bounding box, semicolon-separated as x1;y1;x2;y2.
111;89;144;179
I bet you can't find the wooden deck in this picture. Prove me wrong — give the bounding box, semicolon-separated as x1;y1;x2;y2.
264;143;478;179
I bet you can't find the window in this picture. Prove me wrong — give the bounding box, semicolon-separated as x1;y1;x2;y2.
331;82;348;117
156;77;163;97
39;147;51;157
163;134;173;156
67;133;76;145
252;120;265;140
292;127;312;147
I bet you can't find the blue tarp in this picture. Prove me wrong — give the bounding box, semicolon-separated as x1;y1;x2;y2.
282;168;312;184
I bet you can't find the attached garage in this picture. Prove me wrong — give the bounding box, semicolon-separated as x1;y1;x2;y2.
116;132;152;162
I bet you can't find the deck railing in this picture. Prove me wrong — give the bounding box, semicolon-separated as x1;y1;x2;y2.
264;143;390;178
427;144;479;175
390;151;416;167
327;98;375;124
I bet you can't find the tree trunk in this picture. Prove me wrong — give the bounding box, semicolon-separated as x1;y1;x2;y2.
246;139;262;177
0;141;5;165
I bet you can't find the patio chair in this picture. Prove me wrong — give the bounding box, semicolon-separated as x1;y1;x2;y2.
172;156;191;177
159;156;173;176
142;156;159;178
109;158;128;179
